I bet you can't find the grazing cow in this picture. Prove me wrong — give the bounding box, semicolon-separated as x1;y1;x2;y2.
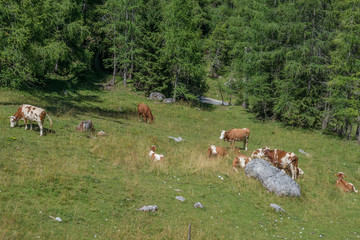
233;153;251;172
10;104;53;136
335;172;358;193
137;103;154;124
251;147;270;159
264;149;299;180
148;146;164;161
207;145;227;158
219;128;250;151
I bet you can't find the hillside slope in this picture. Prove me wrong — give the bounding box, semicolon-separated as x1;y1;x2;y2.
0;88;359;239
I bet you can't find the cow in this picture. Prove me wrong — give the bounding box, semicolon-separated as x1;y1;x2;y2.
137;103;154;124
10;104;53;136
219;128;250;151
233;153;251;172
206;145;227;158
335;172;358;193
264;149;299;180
148;145;164;161
251;147;270;159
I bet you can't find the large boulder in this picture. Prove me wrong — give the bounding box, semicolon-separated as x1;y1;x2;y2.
149;92;166;101
245;158;301;197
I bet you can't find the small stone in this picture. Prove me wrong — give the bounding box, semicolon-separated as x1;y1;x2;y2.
176;196;186;202
193;202;204;208
136;205;158;212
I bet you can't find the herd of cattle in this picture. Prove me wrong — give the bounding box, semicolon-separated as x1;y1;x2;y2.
9;103;358;193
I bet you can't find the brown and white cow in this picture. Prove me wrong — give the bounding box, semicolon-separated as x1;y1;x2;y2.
137;103;154;124
10;104;53;136
251;147;270;159
232;153;251;172
207;145;227;158
264;149;299;180
148;145;164;161
335;172;358;193
219;128;250;151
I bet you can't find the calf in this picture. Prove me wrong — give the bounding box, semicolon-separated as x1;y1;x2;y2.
138;103;154;124
10;104;53;136
233;153;251;172
264;149;299;180
207;145;227;158
251;147;270;159
148;146;164;161
219;128;250;150
335;172;358;193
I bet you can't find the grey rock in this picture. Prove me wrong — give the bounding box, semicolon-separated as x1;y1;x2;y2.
163;98;175;103
168;136;185;142
176;196;186;202
149;92;166;101
270;203;286;213
136;205;158;212
299;149;311;157
198;96;229;106
193;202;204;208
245;159;301;197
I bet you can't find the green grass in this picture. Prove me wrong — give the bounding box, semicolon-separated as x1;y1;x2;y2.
0;87;359;239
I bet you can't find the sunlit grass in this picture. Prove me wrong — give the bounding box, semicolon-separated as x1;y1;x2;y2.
0;87;359;239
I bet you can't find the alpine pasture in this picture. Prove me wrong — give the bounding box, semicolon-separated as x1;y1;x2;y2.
0;88;359;239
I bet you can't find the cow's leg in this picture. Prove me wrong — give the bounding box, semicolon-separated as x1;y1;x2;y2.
24;118;28;130
244;138;248;151
29;121;33;130
289;164;296;180
38;121;44;136
142;114;147;123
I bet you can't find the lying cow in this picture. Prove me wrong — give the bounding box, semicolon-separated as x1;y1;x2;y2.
138;103;154;124
10;104;53;136
207;145;227;158
219;128;250;151
251;147;270;159
148;145;164;161
264;149;299;180
335;172;358;193
233;153;251;172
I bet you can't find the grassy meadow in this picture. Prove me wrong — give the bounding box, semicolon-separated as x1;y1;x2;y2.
0;86;359;239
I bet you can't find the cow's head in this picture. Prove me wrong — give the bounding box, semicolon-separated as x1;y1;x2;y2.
297;167;304;175
150;145;156;152
150;115;154;124
9;116;18;128
261;146;270;154
219;130;226;140
335;172;346;179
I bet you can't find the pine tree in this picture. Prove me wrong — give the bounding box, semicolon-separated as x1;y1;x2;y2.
327;0;360;140
161;0;207;101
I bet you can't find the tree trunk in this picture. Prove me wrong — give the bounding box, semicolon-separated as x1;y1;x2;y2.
173;65;179;102
356;117;360;144
217;79;224;105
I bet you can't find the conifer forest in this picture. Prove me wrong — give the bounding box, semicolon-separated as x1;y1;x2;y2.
1;0;360;142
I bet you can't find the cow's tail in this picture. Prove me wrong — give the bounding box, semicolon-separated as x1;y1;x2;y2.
47;114;53;129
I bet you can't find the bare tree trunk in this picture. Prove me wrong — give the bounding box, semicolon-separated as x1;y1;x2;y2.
129;4;135;80
347;121;352;140
123;8;129;87
173;65;179;102
356;117;360;144
217;79;224;105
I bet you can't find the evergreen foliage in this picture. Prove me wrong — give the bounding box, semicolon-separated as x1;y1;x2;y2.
1;0;360;141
